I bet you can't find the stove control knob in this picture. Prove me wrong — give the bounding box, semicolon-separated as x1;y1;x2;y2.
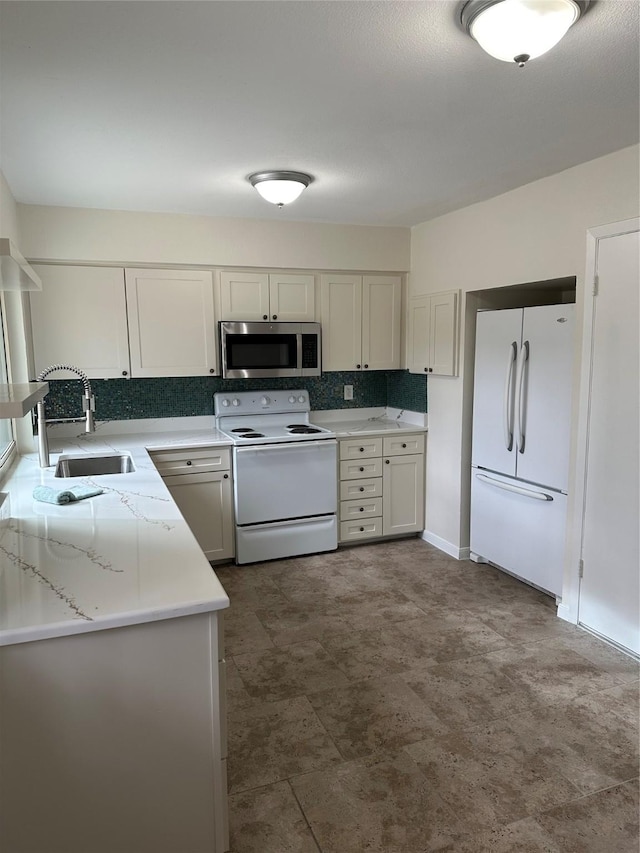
232;398;240;407
221;398;230;408
298;395;306;403
261;396;270;406
288;395;296;404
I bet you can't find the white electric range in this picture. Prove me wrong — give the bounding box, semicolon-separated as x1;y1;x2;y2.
214;390;338;564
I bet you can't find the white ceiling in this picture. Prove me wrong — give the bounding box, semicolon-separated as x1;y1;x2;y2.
0;1;638;227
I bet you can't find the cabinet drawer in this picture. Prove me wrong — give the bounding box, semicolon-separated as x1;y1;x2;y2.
339;477;382;501
340;437;383;460
383;433;425;457
340;458;383;480
150;446;231;475
340;497;382;521
339;517;383;542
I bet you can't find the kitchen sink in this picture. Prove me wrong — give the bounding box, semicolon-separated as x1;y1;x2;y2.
54;453;135;477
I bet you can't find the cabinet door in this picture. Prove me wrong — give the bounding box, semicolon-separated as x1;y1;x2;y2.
125;269;216;378
30;265;130;379
220;271;269;321
407;296;430;375
320;275;362;371
362;275;401;370
382;453;425;536
165;471;234;561
429;290;459;376
268;274;315;322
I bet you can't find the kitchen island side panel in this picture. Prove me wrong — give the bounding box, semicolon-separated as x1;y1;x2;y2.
0;612;228;853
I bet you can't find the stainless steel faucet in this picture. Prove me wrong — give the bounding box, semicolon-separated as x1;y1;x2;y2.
35;364;96;467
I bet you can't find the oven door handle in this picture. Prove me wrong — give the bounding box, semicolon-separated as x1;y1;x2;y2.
235;439;337;454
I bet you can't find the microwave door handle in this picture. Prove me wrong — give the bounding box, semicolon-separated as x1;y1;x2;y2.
296;334;303;374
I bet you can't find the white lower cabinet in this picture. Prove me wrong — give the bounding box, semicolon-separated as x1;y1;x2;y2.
338;433;425;543
0;611;229;853
150;447;234;561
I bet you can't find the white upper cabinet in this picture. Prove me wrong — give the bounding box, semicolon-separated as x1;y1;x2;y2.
125;269;216;378
408;290;459;376
320;274;401;371
268;274;315;322
31;265;217;380
31;265;131;379
220;271;315;322
219;272;269;321
362;275;402;371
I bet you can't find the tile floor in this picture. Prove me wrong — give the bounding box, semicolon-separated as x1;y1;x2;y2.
216;538;639;853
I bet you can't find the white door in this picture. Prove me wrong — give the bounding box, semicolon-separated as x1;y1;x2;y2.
165;471;234;561
516;304;575;491
578;227;640;655
219;271;270;321
472;308;522;477
382;454;425;536
320;274;362;371
362;275;402;370
125;269;216;377
268;274;315;322
407;296;429;375
30;265;130;379
429;290;459;376
470;470;567;596
233;440;337;525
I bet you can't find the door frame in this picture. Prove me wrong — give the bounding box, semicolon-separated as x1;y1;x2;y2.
558;217;639;626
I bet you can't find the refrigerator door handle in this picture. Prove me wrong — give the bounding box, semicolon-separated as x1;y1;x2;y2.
514;340;529;454
503;341;518;451
476;473;553;501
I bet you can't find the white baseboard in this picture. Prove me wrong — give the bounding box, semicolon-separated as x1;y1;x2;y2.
556;601;578;625
420;530;469;561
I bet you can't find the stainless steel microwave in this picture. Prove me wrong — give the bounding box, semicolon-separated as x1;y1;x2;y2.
219;321;322;379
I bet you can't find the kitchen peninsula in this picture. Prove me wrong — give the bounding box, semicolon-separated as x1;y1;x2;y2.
0;426;231;853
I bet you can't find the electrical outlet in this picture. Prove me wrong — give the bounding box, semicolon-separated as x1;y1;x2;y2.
344;384;353;401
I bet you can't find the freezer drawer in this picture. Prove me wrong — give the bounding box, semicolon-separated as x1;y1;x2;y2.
470;469;568;596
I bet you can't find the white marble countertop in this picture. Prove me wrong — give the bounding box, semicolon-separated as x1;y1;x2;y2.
0;424;232;647
0;408;427;647
316;407;428;437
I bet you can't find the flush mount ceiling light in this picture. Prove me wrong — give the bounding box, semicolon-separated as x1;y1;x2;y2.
248;171;313;207
460;0;589;67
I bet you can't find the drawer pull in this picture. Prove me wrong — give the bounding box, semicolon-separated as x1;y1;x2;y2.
263;314;268;320
359;506;364;512
359;526;364;532
385;459;390;464
359;486;364;492
359;466;364;472
402;443;407;448
359;447;365;452
223;473;229;479
186;460;192;466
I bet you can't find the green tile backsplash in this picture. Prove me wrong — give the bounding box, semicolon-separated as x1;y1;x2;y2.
42;371;427;421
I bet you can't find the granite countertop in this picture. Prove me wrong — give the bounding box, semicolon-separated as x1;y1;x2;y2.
0;426;232;647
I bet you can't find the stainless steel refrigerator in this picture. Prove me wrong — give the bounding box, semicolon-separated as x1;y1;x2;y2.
470;303;575;595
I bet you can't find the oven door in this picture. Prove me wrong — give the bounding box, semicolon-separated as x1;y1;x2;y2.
233;440;337;525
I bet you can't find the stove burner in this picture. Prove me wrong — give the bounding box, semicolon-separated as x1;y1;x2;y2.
287;424;308;429
288;427;322;434
232;427;255;433
240;432;265;438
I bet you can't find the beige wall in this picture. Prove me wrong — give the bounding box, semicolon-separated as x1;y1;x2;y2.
410;144;640;554
18;205;410;272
